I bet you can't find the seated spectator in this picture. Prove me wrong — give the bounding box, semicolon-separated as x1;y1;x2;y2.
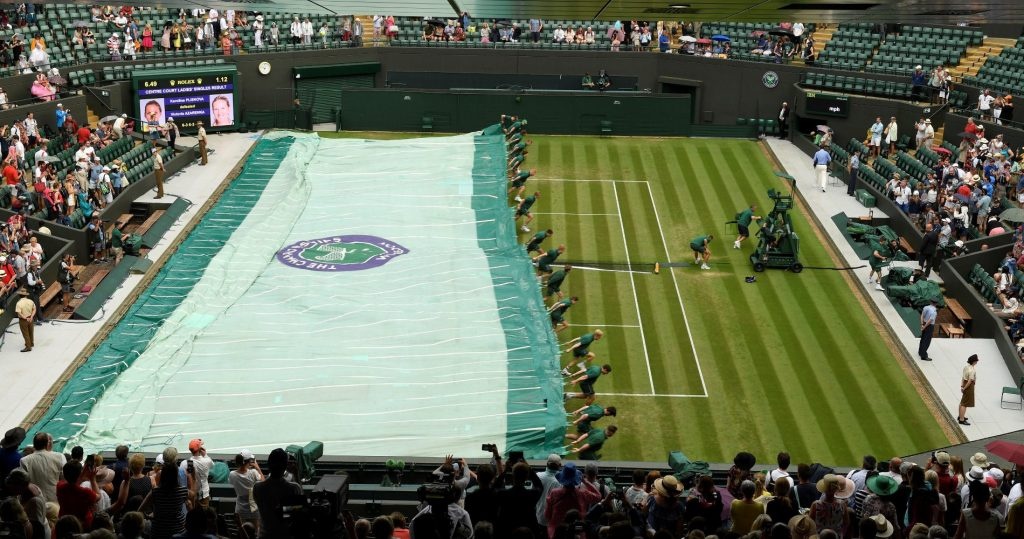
552;25;565;43
565;26;576;44
29;76;55;102
581;73;595;90
0;87;9;110
27;42;47;69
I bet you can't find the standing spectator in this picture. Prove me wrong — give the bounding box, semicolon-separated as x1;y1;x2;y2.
353;17;363;46
164;117;179;152
658;30;669;52
870;117;884;158
847;150;861;196
14;288;35;352
0;427;25;486
269;22;280;46
496;462;542;538
141;450;189;539
884;116;899;156
141;23;154;51
778;102;790;139
252;15;264;47
813;143;831;192
466;463;502;525
919;224;939;279
912;65;927;102
185;439;213;508
123;35;136;61
646;476;685;536
228;450;263;531
56;460;99;530
529;18;542;42
535;455;561;529
685;475;724;532
18;432;64;504
54;104;66;132
112;114;126;140
290;17;302;44
253;448;302;539
731;480;764;533
954;482;1000;539
544;463;600;538
979;89;995;121
810;475;852;535
302;17;314;45
916;117;929;150
4;469;48;539
958;354;979;426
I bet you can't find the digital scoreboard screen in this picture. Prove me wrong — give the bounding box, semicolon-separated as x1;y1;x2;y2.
804;92;850;118
133;68;237;132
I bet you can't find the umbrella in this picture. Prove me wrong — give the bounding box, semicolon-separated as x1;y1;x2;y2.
696;38;711;45
986;440;1024;467
711;34;730;42
816;125;830;133
679;35;697;43
73;20;89;28
958;131;978;141
44;155;61;164
750;30;766;37
934;146;952;157
769;28;795;37
425;18;445;26
1000;208;1024;223
100;115;118;123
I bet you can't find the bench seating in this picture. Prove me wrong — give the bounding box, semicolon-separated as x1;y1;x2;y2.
58;269;110;320
39;281;62;309
134;210;165;237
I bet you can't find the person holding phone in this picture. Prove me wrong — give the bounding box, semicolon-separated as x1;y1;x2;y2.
229;449;264;531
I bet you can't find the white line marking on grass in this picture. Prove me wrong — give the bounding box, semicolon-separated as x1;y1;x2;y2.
597;392;709;398
612;181;657;395
563;265;652;275
567;324;642;328
534;178;648;183
645;181;709;397
534;212;621;216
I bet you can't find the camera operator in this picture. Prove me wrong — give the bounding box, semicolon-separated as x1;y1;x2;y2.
252;448;302;539
410;474;474;539
432;454;474;505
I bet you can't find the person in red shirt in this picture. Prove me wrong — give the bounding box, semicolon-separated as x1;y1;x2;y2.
964;117;981;136
57;460;99;530
2;160;20;190
76;125;91;145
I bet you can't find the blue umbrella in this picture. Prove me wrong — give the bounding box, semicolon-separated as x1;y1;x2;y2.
711;34;730;42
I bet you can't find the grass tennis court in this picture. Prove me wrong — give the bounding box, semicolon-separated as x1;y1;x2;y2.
319;131;952;465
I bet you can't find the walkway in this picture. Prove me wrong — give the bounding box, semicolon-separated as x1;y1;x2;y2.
766;138;1024;441
0;132;260;429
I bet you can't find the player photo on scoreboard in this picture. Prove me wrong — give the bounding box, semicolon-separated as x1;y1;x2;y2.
141;98;166;125
209;93;234;127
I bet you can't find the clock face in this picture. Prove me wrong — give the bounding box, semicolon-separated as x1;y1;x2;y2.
258;61;271;75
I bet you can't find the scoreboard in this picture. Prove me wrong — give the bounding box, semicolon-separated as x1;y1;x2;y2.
804;91;850;118
132;67;238;132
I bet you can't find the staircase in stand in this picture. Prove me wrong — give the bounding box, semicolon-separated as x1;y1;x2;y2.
356;15;383;46
86;106;99;127
948;37;1016;83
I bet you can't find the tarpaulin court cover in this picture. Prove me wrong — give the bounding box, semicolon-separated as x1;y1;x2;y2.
30;128;566;458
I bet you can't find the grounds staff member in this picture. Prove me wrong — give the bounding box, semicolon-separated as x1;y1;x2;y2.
197;120;208;165
15;287;36;352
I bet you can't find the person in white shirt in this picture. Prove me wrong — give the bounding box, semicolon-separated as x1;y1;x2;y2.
535;454;562;527
19;432;67;504
552;25;566;43
33;146;47;167
895;180;912;212
182;438;215;506
767;451;795;489
112;113;126;139
252;15;264;47
979;89;995;119
23;113;38;144
302;17;314;45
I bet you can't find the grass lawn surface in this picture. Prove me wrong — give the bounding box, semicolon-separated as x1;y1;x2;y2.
320;130;951;466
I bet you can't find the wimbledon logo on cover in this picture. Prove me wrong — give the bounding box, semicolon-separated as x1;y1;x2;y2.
277;235;409;272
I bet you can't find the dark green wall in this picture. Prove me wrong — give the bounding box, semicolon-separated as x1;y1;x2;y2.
339;89;691;135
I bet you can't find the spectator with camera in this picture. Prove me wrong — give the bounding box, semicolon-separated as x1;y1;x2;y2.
229;449;264;531
495;461;543;538
184;439;213;508
465;444;504;526
56;459;99;529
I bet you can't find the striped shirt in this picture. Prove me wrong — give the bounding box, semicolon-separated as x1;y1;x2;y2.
150;485;187;539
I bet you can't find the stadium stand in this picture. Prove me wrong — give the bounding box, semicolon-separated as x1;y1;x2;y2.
814;23;878;71
867;25;981;77
964;36;1024;98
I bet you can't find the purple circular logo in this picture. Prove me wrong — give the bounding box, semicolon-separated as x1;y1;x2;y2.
276;235;410;272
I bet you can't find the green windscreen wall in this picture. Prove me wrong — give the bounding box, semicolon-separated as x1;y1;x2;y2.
339;89;692;135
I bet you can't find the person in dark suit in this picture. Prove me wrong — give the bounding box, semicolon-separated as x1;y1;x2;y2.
778;102;790;139
918;222;940;278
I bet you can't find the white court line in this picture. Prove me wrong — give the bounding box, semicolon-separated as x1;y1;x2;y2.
598;392;708;398
567;323;641;328
645;181;709;397
528;180;647;184
612;181;656;395
534;212;620;216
